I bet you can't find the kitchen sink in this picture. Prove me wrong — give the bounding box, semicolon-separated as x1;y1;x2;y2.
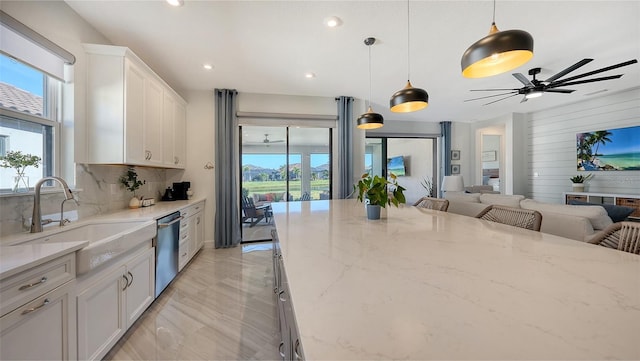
13;220;156;275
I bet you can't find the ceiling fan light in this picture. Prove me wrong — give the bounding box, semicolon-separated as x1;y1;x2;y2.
390;81;429;113
357;107;384;130
525;90;543;99
461;26;534;78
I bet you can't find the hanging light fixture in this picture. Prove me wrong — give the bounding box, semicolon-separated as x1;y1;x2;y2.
461;0;534;78
390;0;428;113
357;37;384;130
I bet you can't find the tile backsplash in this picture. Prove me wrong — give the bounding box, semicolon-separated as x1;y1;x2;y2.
0;164;183;237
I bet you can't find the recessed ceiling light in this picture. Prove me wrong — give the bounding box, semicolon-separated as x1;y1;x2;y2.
203;64;213;70
324;16;342;28
166;0;184;7
305;72;316;79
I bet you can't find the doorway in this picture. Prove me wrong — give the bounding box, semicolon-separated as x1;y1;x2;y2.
240;125;332;242
365;136;438;205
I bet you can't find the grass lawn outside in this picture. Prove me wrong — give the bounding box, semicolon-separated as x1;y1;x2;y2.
242;180;330;200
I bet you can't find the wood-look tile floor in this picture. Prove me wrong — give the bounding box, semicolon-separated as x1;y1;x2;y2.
105;243;281;360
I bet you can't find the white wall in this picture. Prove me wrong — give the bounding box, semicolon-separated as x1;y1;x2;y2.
387;138;434;205
528;87;640;203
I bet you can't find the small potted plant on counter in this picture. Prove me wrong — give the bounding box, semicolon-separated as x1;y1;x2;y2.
355;173;406;220
570;174;593;192
0;150;41;193
119;167;146;208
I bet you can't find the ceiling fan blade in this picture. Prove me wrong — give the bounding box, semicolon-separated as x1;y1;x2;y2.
549;59;638;85
483;93;520;106
544;58;593;83
547;75;623;88
469;88;520;92
464;91;518;102
544;88;575;93
513;73;534;87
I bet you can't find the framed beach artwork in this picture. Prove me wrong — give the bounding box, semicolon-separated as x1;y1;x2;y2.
577;125;640;171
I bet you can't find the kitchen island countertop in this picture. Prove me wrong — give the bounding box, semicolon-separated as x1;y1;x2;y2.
272;199;640;360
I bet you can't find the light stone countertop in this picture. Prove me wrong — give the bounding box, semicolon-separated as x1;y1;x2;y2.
271;199;640;360
0;198;205;280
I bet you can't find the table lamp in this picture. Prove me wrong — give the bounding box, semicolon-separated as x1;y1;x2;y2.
442;175;464;193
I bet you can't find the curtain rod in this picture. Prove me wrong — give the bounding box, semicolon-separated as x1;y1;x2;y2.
236;111;337;121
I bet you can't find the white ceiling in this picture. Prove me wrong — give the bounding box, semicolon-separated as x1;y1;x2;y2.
65;0;640;124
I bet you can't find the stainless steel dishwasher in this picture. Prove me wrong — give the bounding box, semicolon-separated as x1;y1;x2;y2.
155;211;182;298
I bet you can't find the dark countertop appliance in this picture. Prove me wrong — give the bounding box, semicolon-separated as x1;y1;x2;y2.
173;181;191;200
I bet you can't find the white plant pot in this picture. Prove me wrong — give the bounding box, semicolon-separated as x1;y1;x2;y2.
572;183;585;192
129;196;141;209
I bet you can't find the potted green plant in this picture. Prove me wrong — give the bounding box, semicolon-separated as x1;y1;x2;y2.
354;173;406;220
570;174;593;192
0;150;41;193
119;167;146;208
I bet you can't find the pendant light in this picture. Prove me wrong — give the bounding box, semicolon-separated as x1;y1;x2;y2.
389;0;428;113
357;37;384;130
461;0;534;78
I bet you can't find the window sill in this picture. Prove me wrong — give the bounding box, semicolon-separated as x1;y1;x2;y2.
0;188;83;199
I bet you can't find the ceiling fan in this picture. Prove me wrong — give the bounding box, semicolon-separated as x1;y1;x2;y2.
255;134;285;145
465;58;638;105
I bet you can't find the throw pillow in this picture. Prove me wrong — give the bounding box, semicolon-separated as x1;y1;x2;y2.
520;199;613;230
568;200;635;222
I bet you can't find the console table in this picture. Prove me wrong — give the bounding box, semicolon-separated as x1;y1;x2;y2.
563;191;640;219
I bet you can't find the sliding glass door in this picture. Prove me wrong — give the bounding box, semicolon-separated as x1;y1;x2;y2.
241;125;332;242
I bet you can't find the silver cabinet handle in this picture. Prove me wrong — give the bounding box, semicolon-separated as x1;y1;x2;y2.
19;276;47;291
158;216;184;228
279;341;285;359
196;216;201;225
122;274;129;291
127;271;134;288
21;298;50;315
279;290;286;302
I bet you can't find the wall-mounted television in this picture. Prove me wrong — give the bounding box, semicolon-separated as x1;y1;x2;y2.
387;156;406;176
577;125;640;171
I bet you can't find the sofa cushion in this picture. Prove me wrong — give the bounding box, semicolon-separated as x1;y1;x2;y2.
568;200;635;222
520;199;613;230
479;194;525;208
444;192;481;203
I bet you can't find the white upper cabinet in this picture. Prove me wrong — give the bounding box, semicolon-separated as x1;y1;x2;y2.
84;44;187;169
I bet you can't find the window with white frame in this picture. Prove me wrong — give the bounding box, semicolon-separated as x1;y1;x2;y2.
0;10;74;192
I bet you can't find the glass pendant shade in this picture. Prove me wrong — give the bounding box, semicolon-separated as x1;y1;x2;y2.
357;107;384;130
390;81;429;113
461;23;534;78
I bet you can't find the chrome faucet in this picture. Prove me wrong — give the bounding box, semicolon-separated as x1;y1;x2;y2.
30;176;77;233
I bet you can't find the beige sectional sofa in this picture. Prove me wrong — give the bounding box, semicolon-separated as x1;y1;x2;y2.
445;193;613;242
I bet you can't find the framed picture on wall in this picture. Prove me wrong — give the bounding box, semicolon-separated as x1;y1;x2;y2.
451;150;461;160
451;164;461;174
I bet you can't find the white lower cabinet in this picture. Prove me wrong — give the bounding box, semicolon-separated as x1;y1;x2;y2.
76;246;154;361
179;201;205;270
1;280;76;361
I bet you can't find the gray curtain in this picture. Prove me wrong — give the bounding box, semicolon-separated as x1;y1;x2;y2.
336;96;354;199
214;89;241;248
440;121;452;196
441;121;452;176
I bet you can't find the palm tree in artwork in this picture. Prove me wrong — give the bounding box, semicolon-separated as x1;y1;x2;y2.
589;130;613;159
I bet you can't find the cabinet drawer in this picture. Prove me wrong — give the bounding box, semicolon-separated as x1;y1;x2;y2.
180;202;204;218
178;238;189;271
616;198;640;217
0;254;75;317
566;195;587;203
